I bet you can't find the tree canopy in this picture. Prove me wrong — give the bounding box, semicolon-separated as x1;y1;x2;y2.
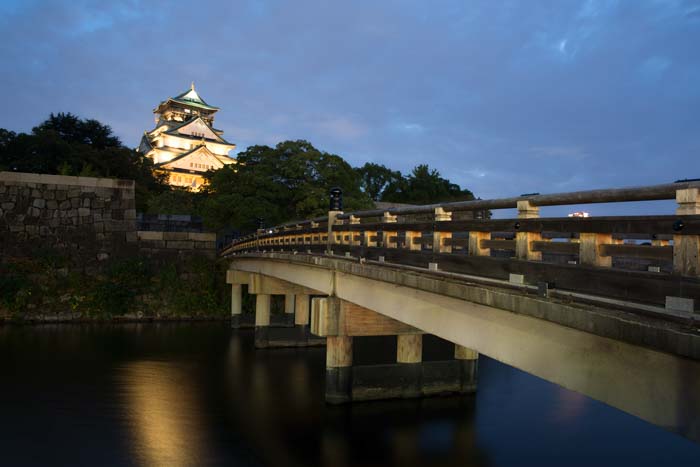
357;163;475;205
0;113;167;210
197;140;374;230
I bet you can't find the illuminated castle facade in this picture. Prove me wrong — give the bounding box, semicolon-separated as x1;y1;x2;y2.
138;84;236;190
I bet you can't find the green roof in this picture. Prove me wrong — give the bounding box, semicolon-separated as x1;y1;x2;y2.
170;84;219;111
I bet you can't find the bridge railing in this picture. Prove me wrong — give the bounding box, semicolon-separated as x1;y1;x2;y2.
223;181;700;315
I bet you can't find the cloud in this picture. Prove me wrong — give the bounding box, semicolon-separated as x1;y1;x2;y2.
0;0;697;217
529;146;589;161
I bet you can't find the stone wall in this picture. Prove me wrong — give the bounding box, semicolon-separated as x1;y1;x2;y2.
0;172;138;272
0;171;223;320
138;231;217;261
0;171;217;270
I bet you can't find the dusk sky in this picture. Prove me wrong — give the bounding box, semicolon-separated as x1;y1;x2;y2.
1;0;699;214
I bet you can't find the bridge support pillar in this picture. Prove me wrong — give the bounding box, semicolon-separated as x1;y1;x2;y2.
230;283;243;328
283;293;296;327
325;336;353;404
455;345;479;393
254;294;271;348
227;270;254;329
315;297;478;403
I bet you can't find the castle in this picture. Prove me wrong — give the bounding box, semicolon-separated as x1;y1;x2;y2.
138;84;236;190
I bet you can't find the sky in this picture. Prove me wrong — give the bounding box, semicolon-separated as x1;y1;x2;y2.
0;0;699;215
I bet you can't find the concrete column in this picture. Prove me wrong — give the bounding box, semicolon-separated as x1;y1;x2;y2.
230;284;243;328
397;334;423;397
294;294;310;326
254;294;271;348
325;336;353;404
294;294;311;343
283;293;295;326
397;334;422;363
455;344;478;393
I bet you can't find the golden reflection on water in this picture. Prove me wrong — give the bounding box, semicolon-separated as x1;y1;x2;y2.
117;361;211;467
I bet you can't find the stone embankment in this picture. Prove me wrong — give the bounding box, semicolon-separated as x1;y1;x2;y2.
0;172;223;321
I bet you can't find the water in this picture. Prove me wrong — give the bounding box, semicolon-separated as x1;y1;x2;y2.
0;323;698;466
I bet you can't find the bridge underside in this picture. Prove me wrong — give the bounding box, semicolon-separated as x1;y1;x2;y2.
229;252;700;442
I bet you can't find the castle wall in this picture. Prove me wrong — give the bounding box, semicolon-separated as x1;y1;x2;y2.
0;172;222;320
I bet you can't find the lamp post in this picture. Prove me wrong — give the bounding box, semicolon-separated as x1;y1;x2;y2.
327;187;343;255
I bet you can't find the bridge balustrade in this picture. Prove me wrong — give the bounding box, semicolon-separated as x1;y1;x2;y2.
222;181;700;316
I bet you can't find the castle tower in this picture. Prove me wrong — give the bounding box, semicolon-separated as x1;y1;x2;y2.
138;83;236;190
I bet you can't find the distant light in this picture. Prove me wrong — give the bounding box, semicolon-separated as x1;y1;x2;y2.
568;211;590;218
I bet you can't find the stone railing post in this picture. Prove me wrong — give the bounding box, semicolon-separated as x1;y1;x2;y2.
674;188;700;276
348;215;361;247
433;207;452;253
382;211;398;249
516;200;541;261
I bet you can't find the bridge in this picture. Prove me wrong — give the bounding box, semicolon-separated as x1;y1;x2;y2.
222;181;700;442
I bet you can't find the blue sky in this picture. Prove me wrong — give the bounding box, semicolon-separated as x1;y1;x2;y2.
1;0;699;214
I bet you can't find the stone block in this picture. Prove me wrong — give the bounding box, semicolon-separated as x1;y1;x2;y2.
55;190;67;201
59;200;70;210
125;231;137;243
665;296;695;313
1;202;14;210
163;232;188;241
70;198;81;208
189;232;217;242
509;273;525;285
194;241;217;249
67;189;81;198
78;207;90;217
124;209;136;220
166;240;194;249
31;189;41;198
140;240;166;249
82;198;91;208
137;231;163;241
39;226;50;236
32;198;45;209
46;200;58;210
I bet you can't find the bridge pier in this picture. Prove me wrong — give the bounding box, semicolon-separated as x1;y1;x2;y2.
313;297;478;404
241;273;325;348
283;293;296;327
254;294;271;348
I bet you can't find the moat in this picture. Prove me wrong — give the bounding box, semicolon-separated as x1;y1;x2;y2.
0;322;697;466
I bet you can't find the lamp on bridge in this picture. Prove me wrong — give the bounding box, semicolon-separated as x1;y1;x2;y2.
329;187;343;211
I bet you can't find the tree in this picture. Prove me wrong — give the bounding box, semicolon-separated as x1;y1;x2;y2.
0;113;167;210
354;162;403;201
200;140;373;231
381;164;474;205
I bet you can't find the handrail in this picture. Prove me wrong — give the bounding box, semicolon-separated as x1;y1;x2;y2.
223;180;700;314
335;180;700;219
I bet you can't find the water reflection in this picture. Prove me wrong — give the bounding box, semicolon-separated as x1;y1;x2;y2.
225;331;489;466
117;361;212;467
0;323;697;467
